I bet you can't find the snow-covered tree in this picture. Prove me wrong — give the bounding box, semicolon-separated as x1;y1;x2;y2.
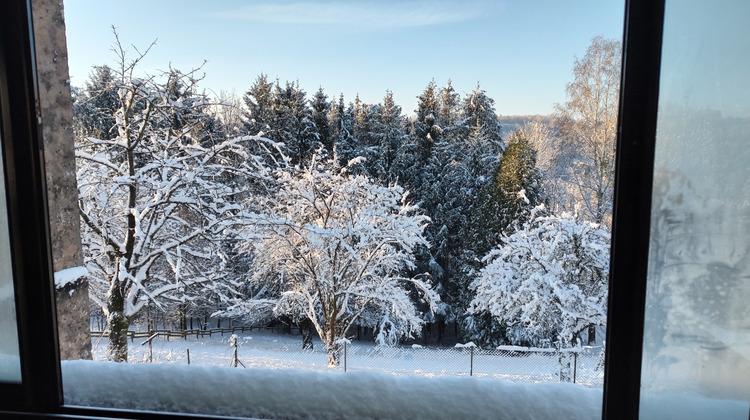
555;36;621;225
76;36;278;362
271;80;320;166
223;157;439;365
209;90;245;137
73;64;121;141
518;117;573;216
461;83;504;157
310;87;332;155
468;206;610;348
413;79;441;147
242;73;275;137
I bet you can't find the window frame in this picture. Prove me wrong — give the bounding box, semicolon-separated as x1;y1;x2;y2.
0;0;667;418
602;0;665;418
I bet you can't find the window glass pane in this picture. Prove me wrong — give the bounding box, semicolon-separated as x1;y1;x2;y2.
0;133;22;383
48;0;622;417
640;0;750;418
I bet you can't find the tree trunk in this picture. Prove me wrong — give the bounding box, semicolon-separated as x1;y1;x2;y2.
178;308;187;331
106;311;130;362
106;278;129;362
327;340;341;367
300;317;314;350
325;318;341;366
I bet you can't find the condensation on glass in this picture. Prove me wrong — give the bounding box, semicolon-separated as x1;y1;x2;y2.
0;133;22;383
640;0;750;418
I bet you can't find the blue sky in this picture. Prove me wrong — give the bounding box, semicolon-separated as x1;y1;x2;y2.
63;0;625;116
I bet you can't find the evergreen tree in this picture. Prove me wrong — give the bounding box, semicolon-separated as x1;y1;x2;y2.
310;87;332;155
73;65;121;140
460;131;543;346
327;93;345;151
332;95;360;168
271;80;319;165
437;79;461;130
470;130;544;256
461;83;504;157
370;91;408;184
413;79;442;153
242;73;275;137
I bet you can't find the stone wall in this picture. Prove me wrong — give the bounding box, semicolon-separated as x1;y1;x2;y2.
31;0;91;360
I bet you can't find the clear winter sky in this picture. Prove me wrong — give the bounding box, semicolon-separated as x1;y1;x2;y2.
63;0;625;117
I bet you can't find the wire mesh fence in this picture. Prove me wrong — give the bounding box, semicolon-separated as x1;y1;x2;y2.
342;344;604;387
92;329;604;387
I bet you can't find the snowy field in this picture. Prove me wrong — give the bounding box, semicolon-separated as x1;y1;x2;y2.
89;330;604;386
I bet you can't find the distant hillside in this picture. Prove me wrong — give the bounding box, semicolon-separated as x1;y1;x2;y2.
498;115;554;137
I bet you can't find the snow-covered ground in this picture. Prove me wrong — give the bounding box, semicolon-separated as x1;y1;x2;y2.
61;359;749;420
63;360;604;420
74;331;750;419
89;330;604;386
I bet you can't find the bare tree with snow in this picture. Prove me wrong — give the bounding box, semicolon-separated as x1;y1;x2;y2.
555;36;621;226
76;34;279;361
222;156;439;365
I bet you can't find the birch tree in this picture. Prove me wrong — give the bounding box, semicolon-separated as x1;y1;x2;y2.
555;36;621;225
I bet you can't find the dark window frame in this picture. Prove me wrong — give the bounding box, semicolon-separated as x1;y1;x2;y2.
0;0;666;418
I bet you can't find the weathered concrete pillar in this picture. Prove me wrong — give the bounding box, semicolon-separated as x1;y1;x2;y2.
31;0;92;360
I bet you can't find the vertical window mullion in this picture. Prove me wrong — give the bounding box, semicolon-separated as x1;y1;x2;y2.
603;0;665;418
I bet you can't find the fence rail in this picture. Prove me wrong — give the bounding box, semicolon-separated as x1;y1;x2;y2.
90;326;256;341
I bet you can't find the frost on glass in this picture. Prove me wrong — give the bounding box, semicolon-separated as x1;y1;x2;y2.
0;136;22;383
640;0;750;417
